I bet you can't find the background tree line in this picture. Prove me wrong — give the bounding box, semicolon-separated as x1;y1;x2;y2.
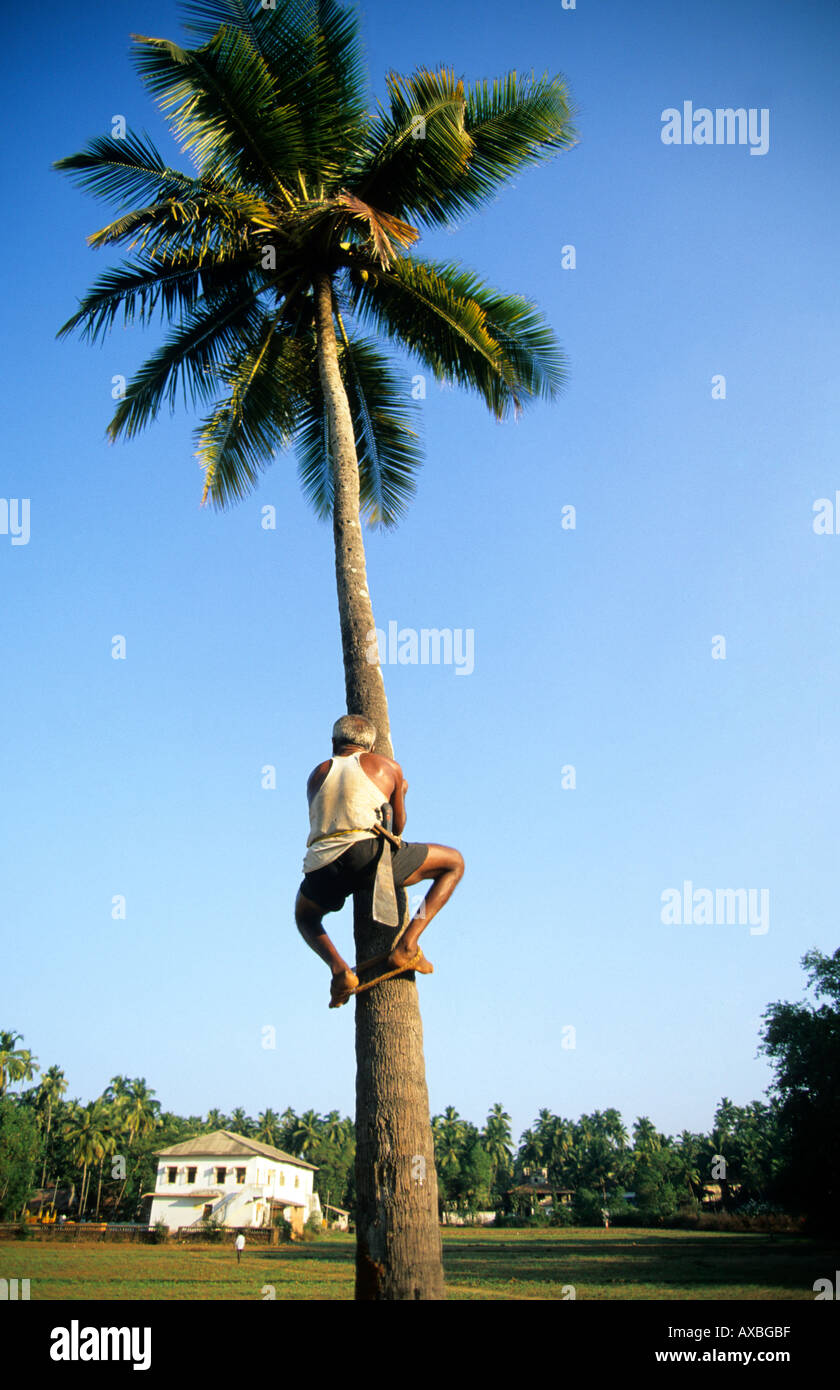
1;949;837;1230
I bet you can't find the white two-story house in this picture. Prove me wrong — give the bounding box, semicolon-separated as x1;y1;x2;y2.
145;1130;321;1233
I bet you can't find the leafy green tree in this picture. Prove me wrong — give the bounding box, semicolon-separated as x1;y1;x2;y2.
0;1098;41;1218
632;1116;664;1155
292;1109;323;1158
92;1105;119;1218
631;1147;682;1225
56;0;575;1296
761;947;840;1230
517;1126;545;1175
432;1108;466;1217
480;1103;513;1201
63;1101;112;1217
307;1113;356;1212
117;1079;162;1147
229;1107;255;1136
256;1108;282;1147
673;1130;703;1203
455;1140;493;1216
0;1031;39;1096
277;1107;299;1152
36;1065;68;1191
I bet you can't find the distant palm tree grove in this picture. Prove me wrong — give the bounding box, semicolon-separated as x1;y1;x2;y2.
1;948;837;1232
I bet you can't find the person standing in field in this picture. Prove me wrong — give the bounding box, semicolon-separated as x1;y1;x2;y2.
234;1232;245;1264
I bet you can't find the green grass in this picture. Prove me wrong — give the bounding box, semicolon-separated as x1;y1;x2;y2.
1;1228;834;1300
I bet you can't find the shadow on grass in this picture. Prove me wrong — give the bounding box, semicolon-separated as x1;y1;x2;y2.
438;1232;835;1293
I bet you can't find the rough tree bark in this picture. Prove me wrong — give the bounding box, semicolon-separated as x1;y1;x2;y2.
314;273;445;1300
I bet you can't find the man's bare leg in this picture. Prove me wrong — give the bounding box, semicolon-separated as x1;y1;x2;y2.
295;891;358;1007
386;845;464;973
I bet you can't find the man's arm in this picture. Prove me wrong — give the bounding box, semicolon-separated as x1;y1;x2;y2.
388;762;408;836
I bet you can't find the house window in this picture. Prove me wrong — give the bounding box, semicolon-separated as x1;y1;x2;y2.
203;1204;212;1219
294;1174;299;1188
167;1167;177;1184
186;1167;197;1184
236;1168;246;1185
216;1167;226;1184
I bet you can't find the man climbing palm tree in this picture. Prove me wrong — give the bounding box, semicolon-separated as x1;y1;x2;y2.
296;714;464;1007
55;0;576;1298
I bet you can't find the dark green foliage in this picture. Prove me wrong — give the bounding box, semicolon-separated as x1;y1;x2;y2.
1;998;827;1231
761;947;840;1232
0;1098;41;1219
56;0;576;526
199;1216;224;1242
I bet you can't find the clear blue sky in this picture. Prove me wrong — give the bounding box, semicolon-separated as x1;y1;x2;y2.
2;0;839;1146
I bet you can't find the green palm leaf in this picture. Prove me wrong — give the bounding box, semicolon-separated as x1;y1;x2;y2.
58;0;573;515
346;254;567;417
355;70;577;229
57;247;258;341
351;69;472;223
131;29;303;194
450;72;578;219
296;335;421;526
108;284;267;438
54;129;204;207
196;323;311;506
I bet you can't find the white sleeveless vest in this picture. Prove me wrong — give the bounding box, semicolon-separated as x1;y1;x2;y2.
302;753;399;926
303;752;385;870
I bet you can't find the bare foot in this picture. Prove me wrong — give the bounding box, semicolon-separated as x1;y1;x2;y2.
387;944;434;976
329;968;359;1009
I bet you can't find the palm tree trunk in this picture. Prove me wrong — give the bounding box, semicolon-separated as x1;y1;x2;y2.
40;1101;52;1191
314;273;444;1300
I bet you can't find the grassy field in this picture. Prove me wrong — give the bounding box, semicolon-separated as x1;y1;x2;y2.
2;1227;835;1300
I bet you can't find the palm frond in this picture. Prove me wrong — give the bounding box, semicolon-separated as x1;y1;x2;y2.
357;70;577;228
296;333;421;526
284;0;369;178
196;322;310;506
352;68;472;223
180;0;367;168
179;0;269;45
57;248;259;342
347;254;566;418
54;129;207;207
455;72;578;215
107;285;266;439
85;191;263;263
131;28;304;195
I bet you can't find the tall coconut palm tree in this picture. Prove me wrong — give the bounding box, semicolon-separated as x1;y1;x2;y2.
256;1108;282;1147
64;1101;110;1217
0;1031;38;1095
229;1107;254;1136
480;1102;513;1188
292;1109;323;1157
37;1065;68;1191
55;0;576;1298
118;1080;162;1146
92;1104;119;1219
